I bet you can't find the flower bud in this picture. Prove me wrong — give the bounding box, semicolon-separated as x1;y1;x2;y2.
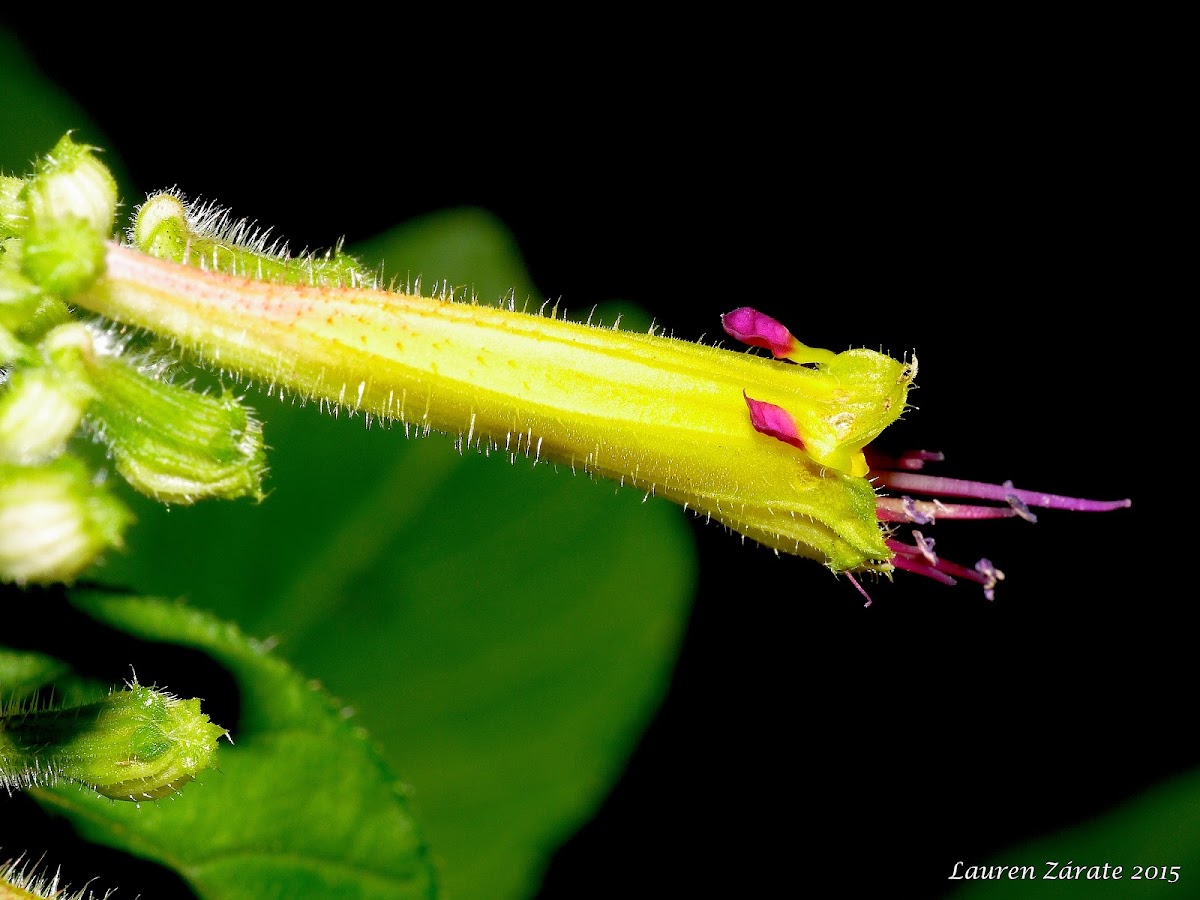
21;133;117;238
0;364;94;463
14;135;118;300
0;682;227;801
0;457;131;585
131;191;190;261
85;354;267;504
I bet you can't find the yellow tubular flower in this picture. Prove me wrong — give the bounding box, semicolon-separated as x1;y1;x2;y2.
69;192;1130;601
83;244;911;575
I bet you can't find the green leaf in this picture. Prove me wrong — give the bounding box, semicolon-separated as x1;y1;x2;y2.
103;209;698;899
949;768;1200;899
29;591;436;900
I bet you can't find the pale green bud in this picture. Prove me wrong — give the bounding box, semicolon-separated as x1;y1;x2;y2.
0;682;227;801
0;323;97;462
0;365;94;463
14;135;117;300
131;190;190;261
0;457;131;585
21;134;117;237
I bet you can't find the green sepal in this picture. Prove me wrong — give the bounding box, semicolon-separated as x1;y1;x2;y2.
18;215;105;299
0;682;227;801
133;190;372;287
84;354;267;504
0;266;45;333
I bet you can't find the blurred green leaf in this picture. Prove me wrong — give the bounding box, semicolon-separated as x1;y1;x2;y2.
0;649;69;694
950;770;1200;898
30;592;436;900
102;209;697;899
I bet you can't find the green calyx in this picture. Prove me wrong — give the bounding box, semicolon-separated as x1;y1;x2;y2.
84;352;268;505
0;682;227;801
18;215;106;299
133;190;372;287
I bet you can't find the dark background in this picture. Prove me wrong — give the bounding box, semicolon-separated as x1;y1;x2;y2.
3;16;1160;898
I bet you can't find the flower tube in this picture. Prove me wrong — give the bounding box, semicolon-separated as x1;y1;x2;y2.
69;194;1129;598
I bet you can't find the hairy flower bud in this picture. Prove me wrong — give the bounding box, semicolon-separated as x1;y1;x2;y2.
0;364;94;463
0;457;131;585
21;134;117;238
14;135;116;300
0;682;227;801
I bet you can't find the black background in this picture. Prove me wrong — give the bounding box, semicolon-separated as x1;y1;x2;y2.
2;15;1162;898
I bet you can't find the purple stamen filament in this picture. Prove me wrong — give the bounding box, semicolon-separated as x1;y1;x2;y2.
874;471;1132;513
887;539;995;588
875;497;1019;523
869;453;1127;600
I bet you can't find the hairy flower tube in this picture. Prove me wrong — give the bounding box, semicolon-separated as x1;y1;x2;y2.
62;188;1129;597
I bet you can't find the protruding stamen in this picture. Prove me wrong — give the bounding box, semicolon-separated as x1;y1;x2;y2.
887;548;958;586
874;471;1132;513
743;392;805;450
875;497;1019;523
887;538;1004;596
722;307;798;359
